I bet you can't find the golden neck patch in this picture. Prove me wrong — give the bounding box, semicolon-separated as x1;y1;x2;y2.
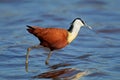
67;32;78;43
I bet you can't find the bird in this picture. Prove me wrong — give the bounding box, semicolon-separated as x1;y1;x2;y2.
25;18;92;67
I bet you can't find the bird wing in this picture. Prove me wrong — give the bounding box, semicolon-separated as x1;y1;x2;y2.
36;28;68;50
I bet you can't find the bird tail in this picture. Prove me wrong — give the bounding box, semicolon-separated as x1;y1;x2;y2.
27;25;35;29
26;25;43;36
26;25;35;34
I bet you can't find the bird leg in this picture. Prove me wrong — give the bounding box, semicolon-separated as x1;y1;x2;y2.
45;51;52;65
25;45;41;72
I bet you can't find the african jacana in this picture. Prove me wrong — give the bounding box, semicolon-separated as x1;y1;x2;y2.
25;18;92;66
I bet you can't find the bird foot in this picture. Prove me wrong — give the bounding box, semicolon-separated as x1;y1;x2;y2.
45;60;49;65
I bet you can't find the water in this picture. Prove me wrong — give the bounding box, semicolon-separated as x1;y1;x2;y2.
0;0;120;80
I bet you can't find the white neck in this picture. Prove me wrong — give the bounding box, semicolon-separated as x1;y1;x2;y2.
67;19;84;43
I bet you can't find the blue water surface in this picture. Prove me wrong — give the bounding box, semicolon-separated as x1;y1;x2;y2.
0;0;120;80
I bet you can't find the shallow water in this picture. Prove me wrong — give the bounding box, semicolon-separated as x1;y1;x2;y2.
0;0;120;80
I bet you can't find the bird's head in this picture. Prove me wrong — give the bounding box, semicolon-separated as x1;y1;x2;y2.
68;18;92;32
67;18;92;43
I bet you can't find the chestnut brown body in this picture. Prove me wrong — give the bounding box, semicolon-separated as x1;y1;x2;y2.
27;26;68;51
